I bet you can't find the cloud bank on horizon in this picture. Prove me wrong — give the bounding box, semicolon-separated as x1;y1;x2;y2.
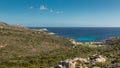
0;0;120;27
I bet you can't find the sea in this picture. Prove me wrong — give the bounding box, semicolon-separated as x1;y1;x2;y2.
29;27;120;42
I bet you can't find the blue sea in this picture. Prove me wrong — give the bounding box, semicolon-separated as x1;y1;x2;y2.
29;27;120;42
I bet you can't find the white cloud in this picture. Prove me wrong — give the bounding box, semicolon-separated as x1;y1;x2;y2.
40;5;47;10
29;6;33;9
29;5;64;14
50;9;53;13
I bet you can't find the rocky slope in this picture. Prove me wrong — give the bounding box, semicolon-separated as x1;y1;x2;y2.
53;54;106;68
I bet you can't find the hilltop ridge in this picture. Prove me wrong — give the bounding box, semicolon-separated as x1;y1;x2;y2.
0;21;28;30
0;21;9;28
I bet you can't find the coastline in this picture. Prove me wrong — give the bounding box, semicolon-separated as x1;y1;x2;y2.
29;27;109;46
1;22;120;68
28;27;120;43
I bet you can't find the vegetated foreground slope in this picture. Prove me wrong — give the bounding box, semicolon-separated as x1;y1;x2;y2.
0;28;73;58
0;22;74;68
0;22;120;68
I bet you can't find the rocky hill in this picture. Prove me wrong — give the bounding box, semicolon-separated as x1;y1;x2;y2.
0;21;9;28
0;22;28;30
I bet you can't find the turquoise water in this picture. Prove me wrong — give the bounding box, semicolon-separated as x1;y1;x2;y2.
77;36;97;42
29;27;120;42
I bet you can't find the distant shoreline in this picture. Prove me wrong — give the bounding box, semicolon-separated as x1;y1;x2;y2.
27;27;120;28
28;27;120;42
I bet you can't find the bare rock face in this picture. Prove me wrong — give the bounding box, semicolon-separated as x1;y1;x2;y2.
54;58;87;68
53;55;107;68
54;61;76;68
68;61;76;68
89;54;106;63
95;55;106;62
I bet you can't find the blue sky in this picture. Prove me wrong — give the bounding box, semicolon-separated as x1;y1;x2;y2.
0;0;120;27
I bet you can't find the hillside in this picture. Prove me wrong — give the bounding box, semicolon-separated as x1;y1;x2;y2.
0;22;120;68
0;29;73;59
0;22;74;68
0;22;9;28
0;22;28;30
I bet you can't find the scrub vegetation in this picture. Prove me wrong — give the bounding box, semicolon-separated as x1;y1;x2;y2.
0;22;120;68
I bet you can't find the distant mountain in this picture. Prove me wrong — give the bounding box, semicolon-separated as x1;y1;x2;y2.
0;21;28;30
0;21;9;28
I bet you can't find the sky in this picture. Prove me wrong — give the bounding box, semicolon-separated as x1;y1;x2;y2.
0;0;120;27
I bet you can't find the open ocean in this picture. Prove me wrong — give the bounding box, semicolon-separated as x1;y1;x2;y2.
29;27;120;42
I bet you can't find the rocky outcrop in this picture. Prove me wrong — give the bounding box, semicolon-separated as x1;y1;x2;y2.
69;39;83;47
95;55;106;62
89;54;106;63
69;39;104;48
53;55;106;68
53;58;88;68
37;28;48;31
